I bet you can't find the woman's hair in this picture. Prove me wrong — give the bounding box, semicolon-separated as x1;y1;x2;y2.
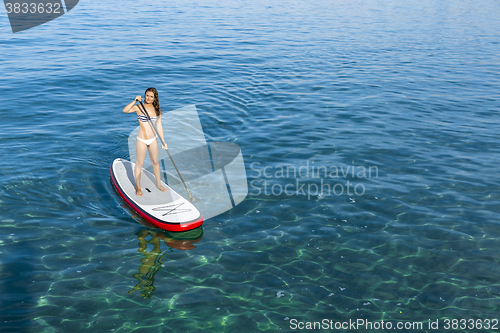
145;87;161;116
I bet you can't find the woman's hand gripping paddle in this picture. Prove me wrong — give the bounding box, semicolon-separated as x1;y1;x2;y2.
137;100;196;203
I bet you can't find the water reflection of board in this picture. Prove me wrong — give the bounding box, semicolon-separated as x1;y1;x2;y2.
110;158;203;232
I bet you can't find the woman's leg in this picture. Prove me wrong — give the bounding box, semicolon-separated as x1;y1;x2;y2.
135;139;148;196
148;140;167;191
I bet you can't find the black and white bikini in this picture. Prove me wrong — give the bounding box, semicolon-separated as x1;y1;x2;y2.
137;114;158;146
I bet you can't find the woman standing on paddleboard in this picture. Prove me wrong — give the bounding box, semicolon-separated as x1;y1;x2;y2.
123;87;168;196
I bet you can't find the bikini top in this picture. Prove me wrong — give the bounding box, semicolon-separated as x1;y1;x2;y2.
138;114;157;124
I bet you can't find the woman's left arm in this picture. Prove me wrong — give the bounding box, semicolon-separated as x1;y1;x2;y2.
156;116;168;150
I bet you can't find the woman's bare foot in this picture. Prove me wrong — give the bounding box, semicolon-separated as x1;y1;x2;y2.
157;185;167;192
136;187;143;196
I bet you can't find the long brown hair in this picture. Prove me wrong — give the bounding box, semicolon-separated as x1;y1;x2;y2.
145;87;161;116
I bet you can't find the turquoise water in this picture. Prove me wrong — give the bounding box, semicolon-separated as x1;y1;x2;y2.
1;0;500;332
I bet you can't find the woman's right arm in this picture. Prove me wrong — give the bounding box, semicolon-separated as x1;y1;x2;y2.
123;96;142;113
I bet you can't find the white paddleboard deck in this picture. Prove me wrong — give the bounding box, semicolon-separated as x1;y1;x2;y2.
111;158;203;231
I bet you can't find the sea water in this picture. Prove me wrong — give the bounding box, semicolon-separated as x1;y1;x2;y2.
0;0;499;332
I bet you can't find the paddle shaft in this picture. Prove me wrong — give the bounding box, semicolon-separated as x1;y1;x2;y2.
137;100;194;201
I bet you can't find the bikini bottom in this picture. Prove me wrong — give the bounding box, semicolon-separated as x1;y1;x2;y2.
137;136;157;146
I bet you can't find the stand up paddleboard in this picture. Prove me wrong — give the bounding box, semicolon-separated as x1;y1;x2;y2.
111;158;203;232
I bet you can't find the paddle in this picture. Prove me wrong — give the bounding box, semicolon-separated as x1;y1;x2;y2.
136;99;195;202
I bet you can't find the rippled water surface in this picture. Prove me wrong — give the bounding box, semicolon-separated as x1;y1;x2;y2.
1;0;500;332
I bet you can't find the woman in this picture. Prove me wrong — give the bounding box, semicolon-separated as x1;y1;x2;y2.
123;87;168;196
